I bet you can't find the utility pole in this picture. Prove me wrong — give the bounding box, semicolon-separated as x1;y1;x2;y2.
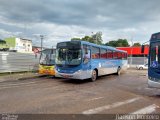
96;34;98;44
40;35;44;51
33;34;46;50
130;38;133;66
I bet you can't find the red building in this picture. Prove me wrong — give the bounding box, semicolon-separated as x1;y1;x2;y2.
117;46;149;57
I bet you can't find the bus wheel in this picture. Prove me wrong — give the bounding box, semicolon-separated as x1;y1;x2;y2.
139;67;143;70
91;69;97;82
117;67;121;76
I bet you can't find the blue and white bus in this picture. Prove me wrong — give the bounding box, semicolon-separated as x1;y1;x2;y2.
55;40;128;81
143;32;160;88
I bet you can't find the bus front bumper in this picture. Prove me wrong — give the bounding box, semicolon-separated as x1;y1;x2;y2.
55;70;92;80
39;65;55;76
148;79;160;89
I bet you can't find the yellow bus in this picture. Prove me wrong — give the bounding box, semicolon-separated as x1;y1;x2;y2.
39;48;56;76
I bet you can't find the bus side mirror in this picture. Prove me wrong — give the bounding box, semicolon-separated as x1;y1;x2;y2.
141;45;144;53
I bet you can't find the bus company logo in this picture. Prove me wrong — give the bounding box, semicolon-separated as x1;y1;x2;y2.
106;61;111;64
106;61;114;66
152;61;158;68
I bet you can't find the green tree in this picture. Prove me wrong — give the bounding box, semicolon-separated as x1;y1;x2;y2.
105;39;130;47
71;38;81;41
82;36;92;42
117;39;130;47
132;42;141;47
91;32;103;45
105;41;117;47
70;31;103;45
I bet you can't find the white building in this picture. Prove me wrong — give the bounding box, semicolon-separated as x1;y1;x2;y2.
5;37;33;53
15;38;32;53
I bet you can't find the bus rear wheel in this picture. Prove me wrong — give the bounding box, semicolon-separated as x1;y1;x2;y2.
91;69;97;82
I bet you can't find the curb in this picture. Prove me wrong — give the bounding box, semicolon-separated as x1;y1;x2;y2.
18;76;40;80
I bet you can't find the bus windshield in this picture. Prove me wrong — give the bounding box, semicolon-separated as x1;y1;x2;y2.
56;48;81;66
150;42;160;68
39;49;55;65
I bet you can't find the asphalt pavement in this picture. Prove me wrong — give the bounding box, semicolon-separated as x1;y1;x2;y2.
0;69;160;119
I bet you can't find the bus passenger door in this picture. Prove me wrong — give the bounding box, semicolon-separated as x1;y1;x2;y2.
82;49;91;78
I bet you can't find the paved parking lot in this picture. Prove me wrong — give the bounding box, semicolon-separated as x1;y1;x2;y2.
0;69;160;118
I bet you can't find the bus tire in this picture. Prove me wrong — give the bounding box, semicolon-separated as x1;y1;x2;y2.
91;69;97;82
139;67;143;70
117;67;121;76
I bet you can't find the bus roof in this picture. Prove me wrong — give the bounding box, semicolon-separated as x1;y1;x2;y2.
150;32;160;41
81;41;126;52
58;40;127;53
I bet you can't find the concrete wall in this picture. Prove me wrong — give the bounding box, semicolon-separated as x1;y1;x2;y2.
3;37;33;53
0;52;39;73
5;37;16;48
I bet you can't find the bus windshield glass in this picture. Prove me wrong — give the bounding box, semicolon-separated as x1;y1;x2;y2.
56;48;81;66
150;42;160;68
39;49;55;65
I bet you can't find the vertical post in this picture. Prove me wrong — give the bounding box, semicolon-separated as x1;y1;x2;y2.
142;45;145;64
96;34;97;44
130;38;133;67
144;54;145;64
40;35;44;51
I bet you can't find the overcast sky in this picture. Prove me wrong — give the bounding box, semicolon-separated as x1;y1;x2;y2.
0;0;160;47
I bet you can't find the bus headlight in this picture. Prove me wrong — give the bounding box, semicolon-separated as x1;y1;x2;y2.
149;76;154;81
149;77;159;82
75;70;81;75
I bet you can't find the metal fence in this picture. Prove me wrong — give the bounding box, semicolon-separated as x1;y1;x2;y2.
0;52;148;73
128;57;148;65
0;52;39;73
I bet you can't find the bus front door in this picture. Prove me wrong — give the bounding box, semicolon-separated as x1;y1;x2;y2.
82;49;91;79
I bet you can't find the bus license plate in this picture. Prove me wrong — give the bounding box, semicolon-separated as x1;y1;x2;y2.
63;74;69;78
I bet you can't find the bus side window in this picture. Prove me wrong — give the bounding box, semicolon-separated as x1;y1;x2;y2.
113;51;117;59
158;45;160;64
100;48;107;59
107;50;112;59
92;54;95;59
117;52;122;59
92;46;100;59
122;53;127;60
